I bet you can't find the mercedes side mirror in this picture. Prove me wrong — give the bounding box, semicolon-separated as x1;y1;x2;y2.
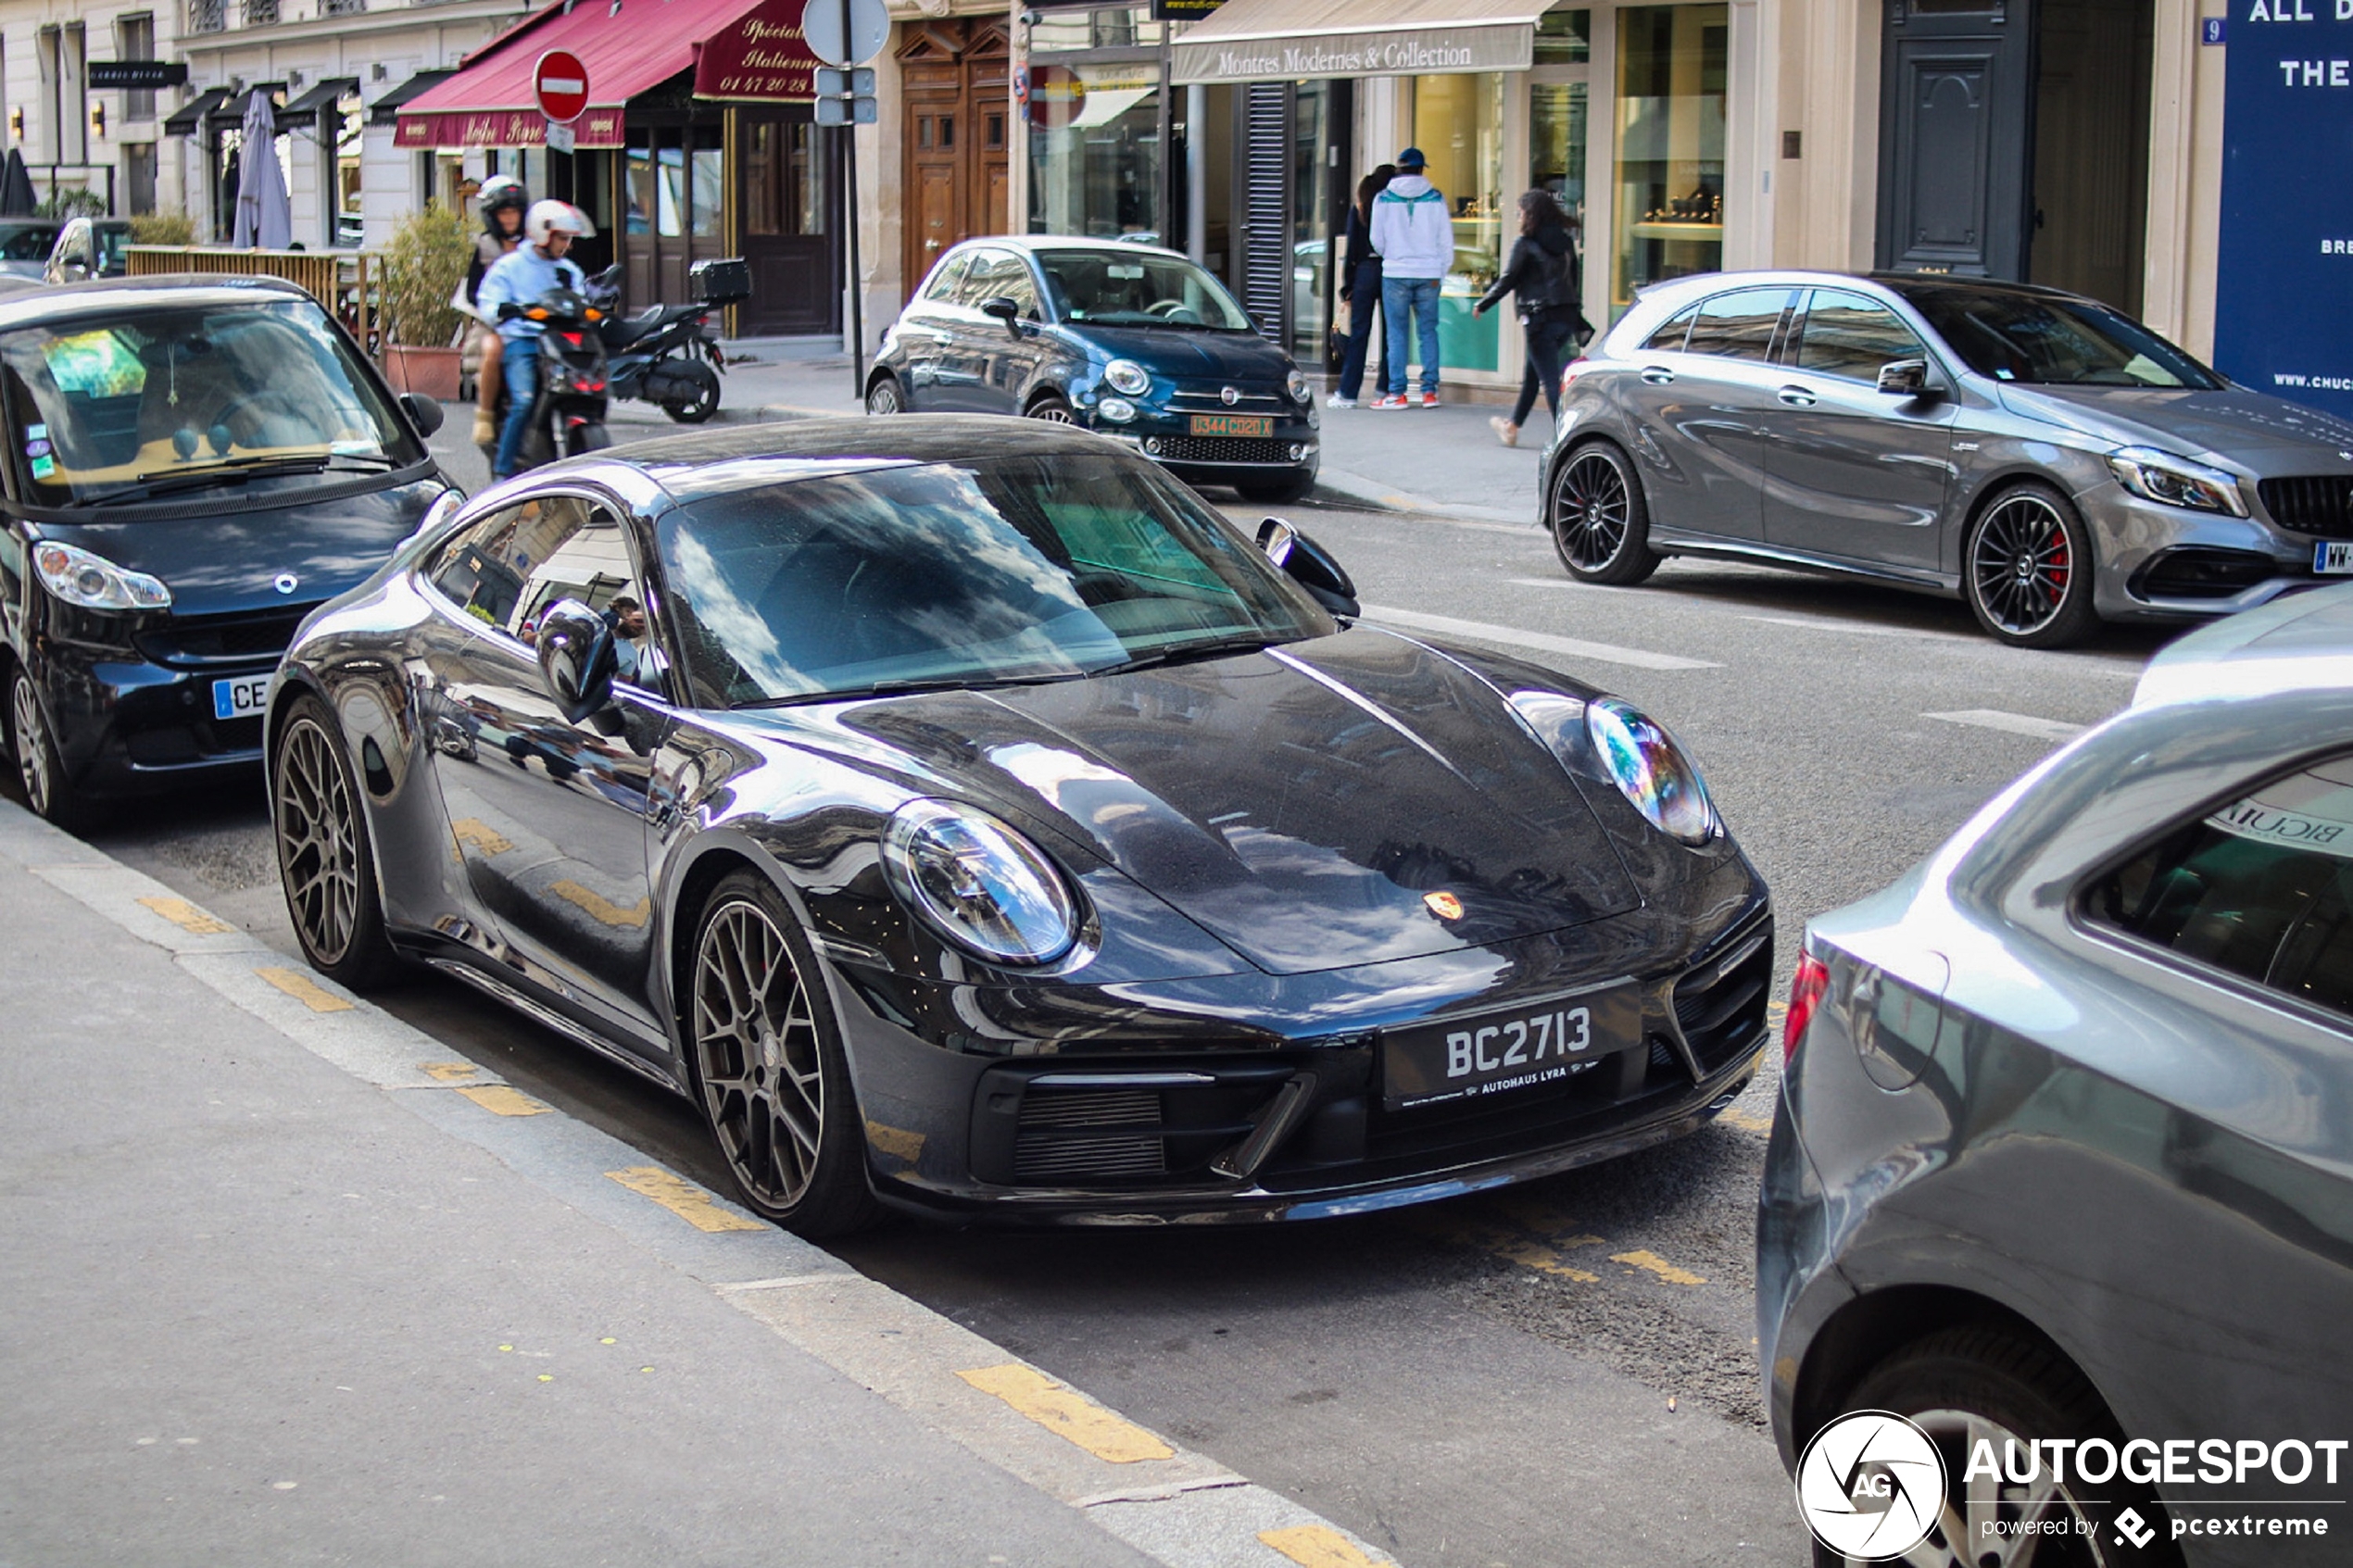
1256;517;1359;619
1877;359;1935;399
398;391;445;438
535;598;618;724
980;295;1025;334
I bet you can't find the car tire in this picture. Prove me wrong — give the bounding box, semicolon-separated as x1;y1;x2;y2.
7;664;97;831
271;693;401;990
1963;482;2102;649
1236;473;1315;504
1815;1326;2183;1568
683;870;878;1237
661;360;722;423
1549;441;1660;585
1026;394;1078;424
864;375;906;416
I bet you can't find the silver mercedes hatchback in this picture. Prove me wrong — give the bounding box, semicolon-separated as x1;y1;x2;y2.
1541;272;2353;647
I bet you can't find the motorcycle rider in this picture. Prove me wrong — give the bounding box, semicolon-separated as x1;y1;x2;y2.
477;199;593;481
465;174;530;451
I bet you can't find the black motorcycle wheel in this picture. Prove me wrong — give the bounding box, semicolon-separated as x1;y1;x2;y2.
662;361;722;424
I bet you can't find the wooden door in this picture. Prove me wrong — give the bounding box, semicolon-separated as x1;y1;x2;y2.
897;19;1013;308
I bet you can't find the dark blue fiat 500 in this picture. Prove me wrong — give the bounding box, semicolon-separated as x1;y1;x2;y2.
866;237;1320;503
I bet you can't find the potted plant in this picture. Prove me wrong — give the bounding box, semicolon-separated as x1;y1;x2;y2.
377;203;473;401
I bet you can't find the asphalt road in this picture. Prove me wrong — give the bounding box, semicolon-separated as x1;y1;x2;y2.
6;448;2179;1564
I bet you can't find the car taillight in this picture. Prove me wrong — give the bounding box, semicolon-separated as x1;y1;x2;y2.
559;330;584;346
1560;357;1591;397
1783;952;1830;1064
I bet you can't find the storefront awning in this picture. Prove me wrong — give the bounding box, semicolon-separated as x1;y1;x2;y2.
368;69;455;129
162;87;233;136
1170;0;1551;84
394;0;817;151
284;77;359;118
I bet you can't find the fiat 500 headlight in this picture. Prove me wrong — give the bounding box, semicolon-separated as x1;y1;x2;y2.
1585;697;1718;845
1287;369;1312;403
1103;358;1152;397
882;800;1080;964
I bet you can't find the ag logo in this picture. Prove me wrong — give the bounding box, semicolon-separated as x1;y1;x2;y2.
1795;1411;1947;1560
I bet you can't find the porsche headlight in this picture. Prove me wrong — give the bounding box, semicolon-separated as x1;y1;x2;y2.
1103;358;1152;397
31;541;171;611
1585;698;1717;845
1287;369;1313;404
882;800;1079;964
2107;445;2248;516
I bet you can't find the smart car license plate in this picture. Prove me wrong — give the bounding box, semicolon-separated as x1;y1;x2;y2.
1382;984;1641;1111
1188;413;1272;438
211;673;271;721
2318;540;2353;575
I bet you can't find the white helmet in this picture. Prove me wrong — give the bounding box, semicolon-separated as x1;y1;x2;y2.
524;199;594;247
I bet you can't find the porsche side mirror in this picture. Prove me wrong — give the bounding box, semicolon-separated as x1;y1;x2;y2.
535;598;618;724
980;295;1025;334
1877;358;1934;399
1256;517;1359;619
398;391;445;438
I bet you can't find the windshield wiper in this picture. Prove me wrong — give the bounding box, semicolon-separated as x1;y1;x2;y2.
1088;633;1278;677
84;452;399;506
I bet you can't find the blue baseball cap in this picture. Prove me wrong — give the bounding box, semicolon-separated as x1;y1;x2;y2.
1395;146;1427;169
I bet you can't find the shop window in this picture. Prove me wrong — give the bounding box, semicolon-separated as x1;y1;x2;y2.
117;15;156;119
1412;71;1505;373
745;120;824;238
1613;3;1727;316
1026;5;1161;52
1536;6;1592;64
1028;61;1161;239
691;124;724;240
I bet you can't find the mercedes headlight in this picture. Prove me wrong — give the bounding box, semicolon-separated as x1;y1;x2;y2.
1103;358;1151;397
882;800;1080;965
1585;698;1717;845
1287;369;1313;403
2107;445;2247;516
31;541;171;611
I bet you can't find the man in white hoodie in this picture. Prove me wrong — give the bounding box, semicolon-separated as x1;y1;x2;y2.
1368;146;1450;408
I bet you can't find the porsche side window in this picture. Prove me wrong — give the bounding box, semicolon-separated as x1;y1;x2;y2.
1795;291;1929;382
1640;303;1698;353
1684;288;1795;363
2088;754;2353;1022
427;496;641;645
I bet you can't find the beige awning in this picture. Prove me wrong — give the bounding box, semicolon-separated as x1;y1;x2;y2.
1170;0;1550;84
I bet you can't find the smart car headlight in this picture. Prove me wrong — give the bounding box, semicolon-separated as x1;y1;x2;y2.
1585;697;1718;845
882;800;1079;965
2107;445;2248;517
1103;358;1152;397
31;541;171;611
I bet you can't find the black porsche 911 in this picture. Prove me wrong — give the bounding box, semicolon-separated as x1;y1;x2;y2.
267;419;1770;1234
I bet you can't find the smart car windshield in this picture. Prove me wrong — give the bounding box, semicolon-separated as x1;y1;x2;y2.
0;297;422;505
1036;250;1254;331
656;454;1333;707
1892;282;2223;389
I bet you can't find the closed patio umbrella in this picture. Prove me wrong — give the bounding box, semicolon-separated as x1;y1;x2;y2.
230;89;292;249
0;149;35;218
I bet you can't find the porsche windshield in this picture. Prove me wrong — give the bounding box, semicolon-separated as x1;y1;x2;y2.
0;298;422;505
1037;250;1254;331
657;455;1334;707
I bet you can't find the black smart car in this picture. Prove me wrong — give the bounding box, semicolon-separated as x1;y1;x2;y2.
1;275;449;826
865;237;1322;503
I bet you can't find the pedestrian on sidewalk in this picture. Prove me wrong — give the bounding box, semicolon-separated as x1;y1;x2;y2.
1370;147;1449;409
1329;164;1394;408
1475;190;1591;448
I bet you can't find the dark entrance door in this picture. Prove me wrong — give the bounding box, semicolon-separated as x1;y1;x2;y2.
736;106;840;335
1875;0;2034;280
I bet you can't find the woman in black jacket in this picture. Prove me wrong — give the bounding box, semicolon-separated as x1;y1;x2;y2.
1474;189;1592;447
1329;165;1394;408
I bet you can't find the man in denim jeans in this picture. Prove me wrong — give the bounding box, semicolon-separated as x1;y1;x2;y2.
1369;146;1448;408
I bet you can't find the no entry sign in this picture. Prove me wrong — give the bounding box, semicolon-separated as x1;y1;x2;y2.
534;49;589;124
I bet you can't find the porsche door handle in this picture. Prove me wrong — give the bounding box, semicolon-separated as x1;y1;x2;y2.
1640;366;1676;385
1777;385;1818;408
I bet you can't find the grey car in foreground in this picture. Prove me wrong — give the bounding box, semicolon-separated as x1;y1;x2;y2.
1544;271;2353;646
1759;583;2353;1565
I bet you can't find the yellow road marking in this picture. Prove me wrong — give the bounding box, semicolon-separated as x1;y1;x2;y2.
1612;1249;1707;1286
256;966;355;1012
1258;1524;1397;1568
604;1166;764;1233
551;879;651;929
1767;1000;1789;1024
954;1364;1175;1463
449;818;514;856
419;1061;482;1083
1716;1108;1773;1134
1498;1240;1600;1284
137;895;233;935
864;1120;925;1163
455;1084;550;1117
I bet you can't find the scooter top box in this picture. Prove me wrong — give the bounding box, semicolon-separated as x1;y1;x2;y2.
689;257;752;306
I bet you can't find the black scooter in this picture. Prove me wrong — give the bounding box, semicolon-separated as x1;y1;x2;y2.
493;286;612;470
583;264;726;424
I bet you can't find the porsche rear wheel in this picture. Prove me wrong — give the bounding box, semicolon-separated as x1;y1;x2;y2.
272;695;399;989
686;872;877;1236
1550;441;1659;585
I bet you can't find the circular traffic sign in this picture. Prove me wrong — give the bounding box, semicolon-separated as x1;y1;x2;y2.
534;49;590;125
800;0;889;69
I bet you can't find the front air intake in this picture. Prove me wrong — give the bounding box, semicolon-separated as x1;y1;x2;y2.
1013;1087;1166;1180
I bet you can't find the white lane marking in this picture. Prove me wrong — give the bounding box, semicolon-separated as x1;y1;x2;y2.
1506;576;1627;595
1739;613;1975;643
1924;709;2088;741
1364;605;1720;671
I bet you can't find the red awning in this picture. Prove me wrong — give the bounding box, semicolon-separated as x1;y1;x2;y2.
395;0;818;150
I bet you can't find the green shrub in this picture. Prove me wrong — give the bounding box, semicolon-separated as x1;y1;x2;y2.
379;203;474;347
128;211;197;245
35;187;109;220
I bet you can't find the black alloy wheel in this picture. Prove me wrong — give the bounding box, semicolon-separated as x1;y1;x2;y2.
271;695;399;988
686;871;876;1236
864;376;905;416
1965;483;2100;648
1815;1328;2182;1568
1026;394;1077;424
1549;441;1660;585
661;360;722;423
7;665;94;830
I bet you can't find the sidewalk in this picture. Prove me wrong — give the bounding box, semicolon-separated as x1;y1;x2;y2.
0;798;1397;1568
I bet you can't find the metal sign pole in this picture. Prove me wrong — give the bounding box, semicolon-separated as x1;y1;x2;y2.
842;0;864;404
